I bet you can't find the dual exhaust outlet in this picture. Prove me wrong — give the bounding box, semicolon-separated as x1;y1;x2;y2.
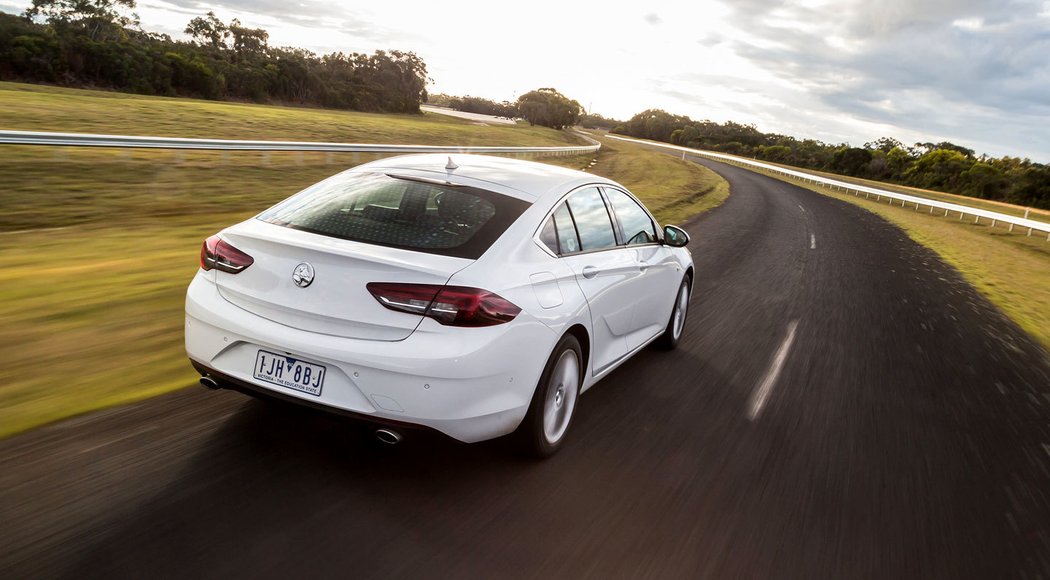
199;375;402;445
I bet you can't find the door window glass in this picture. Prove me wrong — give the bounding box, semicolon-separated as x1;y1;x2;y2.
605;188;657;245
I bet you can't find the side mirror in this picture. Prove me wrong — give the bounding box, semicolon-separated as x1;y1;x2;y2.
663;225;690;247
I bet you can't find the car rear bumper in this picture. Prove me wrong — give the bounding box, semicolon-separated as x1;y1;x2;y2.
185;272;557;443
190;359;443;435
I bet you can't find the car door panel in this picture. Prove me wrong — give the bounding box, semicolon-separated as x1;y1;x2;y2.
627;245;683;350
563;247;645;369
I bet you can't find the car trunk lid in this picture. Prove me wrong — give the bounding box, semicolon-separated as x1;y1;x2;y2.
214;219;470;341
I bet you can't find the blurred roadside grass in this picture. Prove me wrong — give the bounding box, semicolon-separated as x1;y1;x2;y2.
0;84;727;437
753;169;1050;351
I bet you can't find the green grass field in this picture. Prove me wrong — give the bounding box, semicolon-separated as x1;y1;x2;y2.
0;83;727;437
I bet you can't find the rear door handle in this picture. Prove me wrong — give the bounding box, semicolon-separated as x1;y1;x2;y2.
582;265;599;279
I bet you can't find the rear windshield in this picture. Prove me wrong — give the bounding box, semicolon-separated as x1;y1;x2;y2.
258;172;530;259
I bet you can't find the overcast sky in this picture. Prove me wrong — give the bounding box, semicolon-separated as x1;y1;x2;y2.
3;0;1049;161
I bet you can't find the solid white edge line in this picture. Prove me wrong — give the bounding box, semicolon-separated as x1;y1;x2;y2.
810;234;816;249
747;319;800;420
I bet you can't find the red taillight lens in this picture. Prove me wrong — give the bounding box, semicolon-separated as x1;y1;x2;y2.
200;235;254;274
365;283;444;316
366;283;521;327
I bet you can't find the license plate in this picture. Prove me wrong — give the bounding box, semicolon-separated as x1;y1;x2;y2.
253;350;326;396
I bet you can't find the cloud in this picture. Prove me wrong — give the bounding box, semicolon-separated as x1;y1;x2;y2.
644;12;662;25
150;0;390;41
0;2;26;15
711;0;1050;159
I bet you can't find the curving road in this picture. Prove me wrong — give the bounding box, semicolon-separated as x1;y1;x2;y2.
3;158;1050;579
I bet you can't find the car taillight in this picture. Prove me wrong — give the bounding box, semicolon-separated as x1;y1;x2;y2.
200;235;254;274
366;283;521;327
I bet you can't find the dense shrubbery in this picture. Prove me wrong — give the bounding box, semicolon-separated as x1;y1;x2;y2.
515;88;582;130
0;3;428;113
613;109;1050;209
578;113;622;131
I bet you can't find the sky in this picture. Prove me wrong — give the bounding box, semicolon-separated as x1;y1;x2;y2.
3;0;1049;161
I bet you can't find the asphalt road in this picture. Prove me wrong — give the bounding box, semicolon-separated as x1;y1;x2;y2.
3;158;1049;579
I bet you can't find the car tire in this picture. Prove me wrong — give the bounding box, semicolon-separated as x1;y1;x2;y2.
516;334;583;459
655;275;691;350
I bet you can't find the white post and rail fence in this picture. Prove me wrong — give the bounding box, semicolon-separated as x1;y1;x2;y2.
0;129;600;157
605;134;1050;242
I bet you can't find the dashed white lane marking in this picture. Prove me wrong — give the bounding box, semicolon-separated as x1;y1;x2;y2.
798;204;806;213
810;234;816;249
748;319;800;420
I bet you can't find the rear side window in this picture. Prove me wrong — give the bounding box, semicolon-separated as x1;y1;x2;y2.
538;203;581;255
538;216;559;253
553;204;580;253
566;187;617;251
258;173;529;259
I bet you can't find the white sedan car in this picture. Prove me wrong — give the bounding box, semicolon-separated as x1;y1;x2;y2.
186;154;692;456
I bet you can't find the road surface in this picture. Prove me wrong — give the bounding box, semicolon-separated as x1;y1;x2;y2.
3;158;1049;579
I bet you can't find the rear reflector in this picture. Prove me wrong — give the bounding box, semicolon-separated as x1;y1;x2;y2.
366;283;521;327
200;235;254;274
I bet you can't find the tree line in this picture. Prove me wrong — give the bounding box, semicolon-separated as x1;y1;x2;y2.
610;109;1050;209
0;1;428;113
428;88;583;130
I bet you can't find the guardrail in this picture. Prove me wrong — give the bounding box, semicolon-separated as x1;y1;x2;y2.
0;130;600;157
606;134;1050;241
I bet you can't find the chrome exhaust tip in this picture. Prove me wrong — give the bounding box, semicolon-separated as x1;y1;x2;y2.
375;428;402;445
199;376;221;390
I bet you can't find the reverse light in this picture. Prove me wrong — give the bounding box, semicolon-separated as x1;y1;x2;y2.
200;235;254;274
366;283;521;327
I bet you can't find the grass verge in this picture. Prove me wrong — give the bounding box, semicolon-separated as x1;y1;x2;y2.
587;134;729;225
0;86;728;438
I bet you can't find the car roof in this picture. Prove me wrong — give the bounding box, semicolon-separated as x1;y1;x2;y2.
357;153;617;203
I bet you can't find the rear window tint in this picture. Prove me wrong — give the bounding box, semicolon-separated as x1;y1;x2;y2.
258;173;530;259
